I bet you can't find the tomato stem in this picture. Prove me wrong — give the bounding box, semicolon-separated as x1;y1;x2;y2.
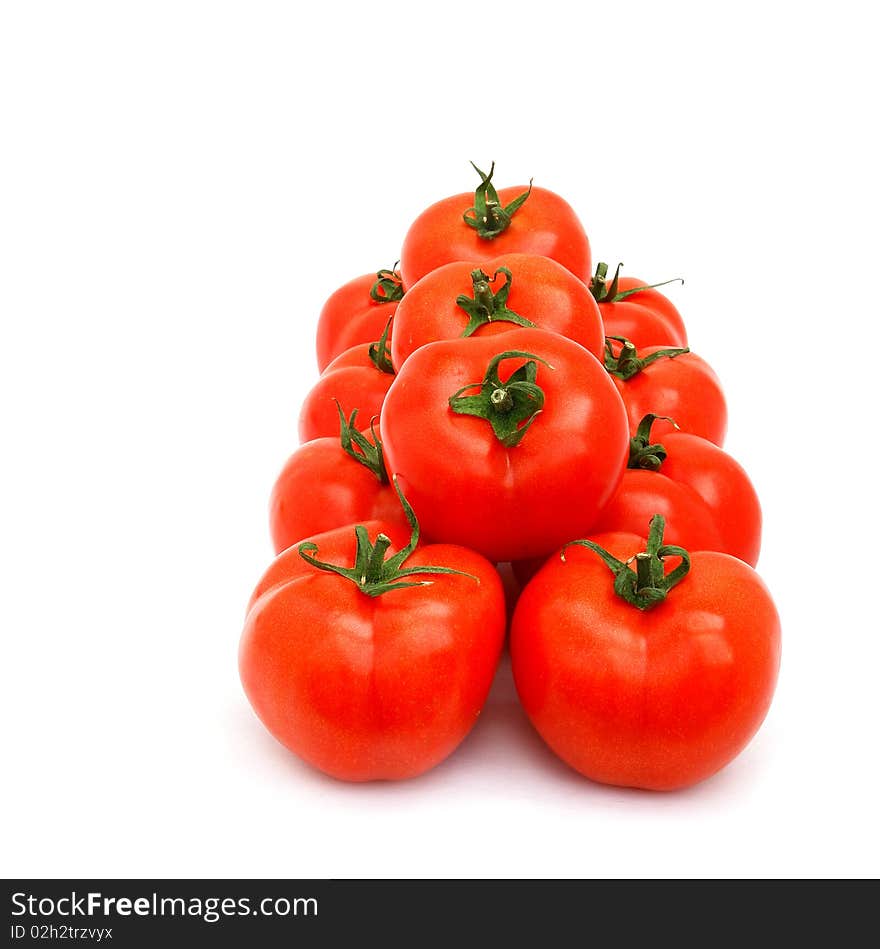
448;350;552;448
369;265;404;303
634;552;658;590
462;162;533;240
628;413;679;471
368;315;396;374
364;533;393;582
490;387;514;412
335;402;389;484
604;335;690;381
455;267;535;337
297;478;478;597
589;261;684;303
563;514;691;611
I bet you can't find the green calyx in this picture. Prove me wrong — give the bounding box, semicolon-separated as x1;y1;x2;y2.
589;262;684;303
604;335;690;381
298;478;477;597
455;267;535;337
449;350;551;448
368;315;395;374
335;402;389;484
369;265;404;303
628;413;679;471
462;161;533;239
564;514;690;611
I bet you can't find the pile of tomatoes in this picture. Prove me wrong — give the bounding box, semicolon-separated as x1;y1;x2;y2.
239;163;781;791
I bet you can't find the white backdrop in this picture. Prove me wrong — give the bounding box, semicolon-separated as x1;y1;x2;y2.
2;1;878;878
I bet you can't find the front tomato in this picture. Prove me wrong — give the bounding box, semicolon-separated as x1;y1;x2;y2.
511;518;780;790
380;328;629;562
240;491;506;782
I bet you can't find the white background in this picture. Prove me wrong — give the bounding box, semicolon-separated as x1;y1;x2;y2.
2;1;878;878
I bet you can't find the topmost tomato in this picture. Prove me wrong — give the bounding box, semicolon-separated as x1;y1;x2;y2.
399;162;591;288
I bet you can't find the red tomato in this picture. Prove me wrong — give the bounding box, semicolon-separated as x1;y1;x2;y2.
298;335;395;443
590;262;688;349
399;162;591;288
380;328;629;562
240;503;506;782
391;253;605;368
270;408;408;553
591;414;762;565
315;268;403;372
593;470;723;555
605;337;728;445
511;518;781;790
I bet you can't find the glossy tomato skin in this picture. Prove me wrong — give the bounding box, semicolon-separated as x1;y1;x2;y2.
511;532;781;790
599;278;688;349
315;273;401;372
592;433;761;565
612;349;728;446
391;253;605;368
240;522;506;782
658;432;762;565
592;469;724;553
400;185;591;288
298;343;394;443
269;435;408;554
380;328;629;562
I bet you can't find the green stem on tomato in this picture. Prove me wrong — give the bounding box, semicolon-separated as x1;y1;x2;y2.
335;402;389;484
563;514;690;611
462;162;533;239
603;335;690;381
627;413;679;471
369;265;404;303
298;478;478;596
368;315;395;374
448;349;552;448
455;267;535;337
589;261;684;303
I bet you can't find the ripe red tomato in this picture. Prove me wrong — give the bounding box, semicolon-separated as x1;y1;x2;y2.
380;328;629;562
315;268;403;372
390;253;605;368
511;518;780;790
240;502;506;782
605;337;728;445
270;408;408;553
399;162;591;288
298;333;395;443
591;414;762;565
590;262;688;349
